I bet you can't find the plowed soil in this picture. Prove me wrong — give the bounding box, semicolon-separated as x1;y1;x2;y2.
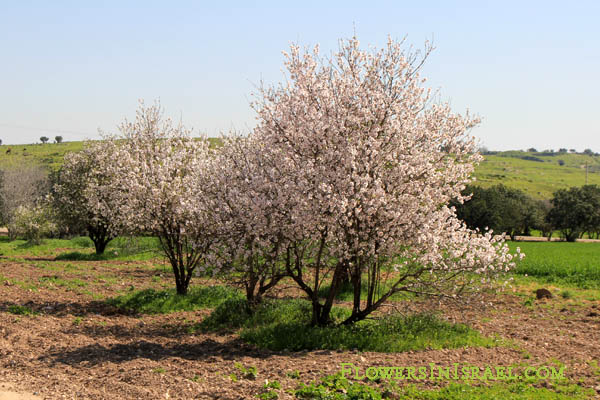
0;257;599;399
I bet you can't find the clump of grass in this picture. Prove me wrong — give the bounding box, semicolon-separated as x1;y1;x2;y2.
201;298;495;352
559;290;573;299
106;285;242;314
7;304;38;316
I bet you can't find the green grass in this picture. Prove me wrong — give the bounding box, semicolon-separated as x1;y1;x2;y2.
294;374;594;400
105;285;243;314
393;382;594;400
6;304;38;316
508;241;600;288
0;141;84;171
0;235;162;261
474;151;600;199
201;298;496;352
0;139;223;172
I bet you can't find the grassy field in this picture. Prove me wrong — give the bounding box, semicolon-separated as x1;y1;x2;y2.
0;138;223;171
474;151;600;199
508;241;600;290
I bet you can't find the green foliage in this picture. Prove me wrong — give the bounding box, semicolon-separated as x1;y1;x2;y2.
7;304;38;316
509;242;600;288
8;204;56;244
202;299;495;352
234;362;258;380
106;285;242;314
547;185;600;241
295;374;382;399
393;382;594;400
294;375;592;400
559;290;573;299
453;185;542;239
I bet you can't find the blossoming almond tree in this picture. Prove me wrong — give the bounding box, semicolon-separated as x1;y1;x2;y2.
252;36;521;326
54;141;123;254
208;134;292;304
106;102;215;295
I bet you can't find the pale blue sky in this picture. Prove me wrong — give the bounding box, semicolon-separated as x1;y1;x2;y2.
1;1;598;150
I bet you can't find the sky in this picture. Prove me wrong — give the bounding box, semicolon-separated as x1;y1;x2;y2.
1;1;599;151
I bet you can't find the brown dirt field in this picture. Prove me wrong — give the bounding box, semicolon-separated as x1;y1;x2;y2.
0;257;599;399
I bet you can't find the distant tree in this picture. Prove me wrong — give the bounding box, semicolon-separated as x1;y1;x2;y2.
558;148;568;153
569;149;577;153
547;185;600;241
580;185;600;239
527;147;537;153
0;139;3;146
54;136;63;144
40;136;49;144
583;148;594;155
453;184;539;240
536;199;554;240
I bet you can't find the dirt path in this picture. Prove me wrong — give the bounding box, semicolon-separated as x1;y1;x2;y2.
0;384;39;400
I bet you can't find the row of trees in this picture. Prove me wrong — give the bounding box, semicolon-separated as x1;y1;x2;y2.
40;136;63;144
10;37;520;326
453;184;600;242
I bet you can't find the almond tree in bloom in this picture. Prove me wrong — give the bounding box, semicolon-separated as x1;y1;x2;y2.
252;37;522;326
107;102;214;295
54;141;123;254
208;134;291;304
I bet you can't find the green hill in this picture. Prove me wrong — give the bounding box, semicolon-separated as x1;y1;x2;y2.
1;142;598;200
0;141;84;171
474;151;600;199
0;138;223;172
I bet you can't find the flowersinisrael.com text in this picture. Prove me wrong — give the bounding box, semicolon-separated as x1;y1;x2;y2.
340;363;565;382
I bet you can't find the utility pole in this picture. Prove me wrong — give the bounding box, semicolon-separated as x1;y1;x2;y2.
585;161;588;185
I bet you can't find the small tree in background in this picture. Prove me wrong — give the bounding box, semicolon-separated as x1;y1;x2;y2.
8;203;56;244
0;165;49;240
40;136;49;144
252;36;520;326
546;185;600;241
55;136;63;144
53;141;123;254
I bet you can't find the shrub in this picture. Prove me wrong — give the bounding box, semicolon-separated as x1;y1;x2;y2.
8;204;56;244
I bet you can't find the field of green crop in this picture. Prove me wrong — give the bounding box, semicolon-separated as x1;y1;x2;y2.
508;241;600;289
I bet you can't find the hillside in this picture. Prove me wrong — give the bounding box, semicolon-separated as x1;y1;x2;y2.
1;142;598;199
474;151;600;199
0;138;223;172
